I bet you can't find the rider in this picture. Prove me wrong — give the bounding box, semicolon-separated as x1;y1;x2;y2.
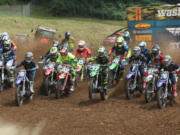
61;32;75;52
56;47;78;92
123;30;130;45
149;44;164;67
128;46;147;88
75;40;92;60
139;41;150;60
16;52;39;94
2;40;16;84
46;47;60;63
109;36;131;80
42;40;60;61
88;46;110;89
159;55;180;98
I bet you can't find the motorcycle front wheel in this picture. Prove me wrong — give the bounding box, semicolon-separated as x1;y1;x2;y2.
108;70;114;88
15;85;23;106
88;79;94;100
55;80;63;99
44;76;51;96
157;87;167;109
100;89;108;101
144;83;153;103
126;78;135;99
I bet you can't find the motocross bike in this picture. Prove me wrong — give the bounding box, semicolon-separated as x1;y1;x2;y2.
109;55;127;87
144;66;159;103
126;62;144;99
42;62;56;96
156;70;176;109
15;69;33;106
88;64;109;100
55;64;72;99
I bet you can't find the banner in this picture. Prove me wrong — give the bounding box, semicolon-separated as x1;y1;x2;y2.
127;5;180;48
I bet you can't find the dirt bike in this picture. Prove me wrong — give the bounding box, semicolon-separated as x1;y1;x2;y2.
156;70;176;109
55;64;72;99
144;66;159;103
42;62;56;96
109;55;127;87
88;64;109;100
126;62;144;99
76;58;87;83
15;69;33;106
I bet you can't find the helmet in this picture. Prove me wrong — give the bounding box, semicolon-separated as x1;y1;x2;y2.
50;47;58;56
163;55;172;66
60;47;68;58
78;40;86;51
124;31;130;38
98;46;106;57
25;52;33;63
52;41;60;47
151;44;160;57
133;46;141;56
139;41;147;48
116;36;124;47
2;35;9;41
3;40;11;50
65;32;70;39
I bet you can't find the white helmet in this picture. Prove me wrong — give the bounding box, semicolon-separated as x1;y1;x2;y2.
78;40;86;51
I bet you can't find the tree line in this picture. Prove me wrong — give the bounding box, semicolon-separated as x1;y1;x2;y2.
1;0;179;20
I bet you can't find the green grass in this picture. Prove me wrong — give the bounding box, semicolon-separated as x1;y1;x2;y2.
0;16;125;48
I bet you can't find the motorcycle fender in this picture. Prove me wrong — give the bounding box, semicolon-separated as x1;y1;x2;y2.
45;68;52;76
157;80;166;88
59;73;66;79
109;63;117;70
90;71;97;77
15;77;24;85
126;72;135;79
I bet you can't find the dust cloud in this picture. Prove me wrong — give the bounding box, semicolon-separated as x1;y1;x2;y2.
0;118;45;135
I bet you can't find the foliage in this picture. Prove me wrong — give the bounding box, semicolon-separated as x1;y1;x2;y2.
0;0;177;20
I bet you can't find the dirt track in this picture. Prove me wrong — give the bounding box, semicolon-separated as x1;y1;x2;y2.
0;42;180;135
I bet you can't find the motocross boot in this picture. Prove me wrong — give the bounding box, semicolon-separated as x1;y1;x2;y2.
29;81;34;94
70;77;75;92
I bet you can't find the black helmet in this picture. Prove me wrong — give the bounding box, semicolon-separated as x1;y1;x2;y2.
65;32;70;39
151;44;160;57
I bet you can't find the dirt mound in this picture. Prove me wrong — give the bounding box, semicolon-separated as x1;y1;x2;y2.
1;41;180;135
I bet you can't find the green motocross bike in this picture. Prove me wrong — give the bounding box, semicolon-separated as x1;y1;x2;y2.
88;64;109;100
109;55;127;87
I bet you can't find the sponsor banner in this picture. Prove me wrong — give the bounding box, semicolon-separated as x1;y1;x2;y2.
133;30;152;34
128;20;180;47
127;6;180;21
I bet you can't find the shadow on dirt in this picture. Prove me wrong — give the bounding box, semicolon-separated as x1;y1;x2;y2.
79;99;102;107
